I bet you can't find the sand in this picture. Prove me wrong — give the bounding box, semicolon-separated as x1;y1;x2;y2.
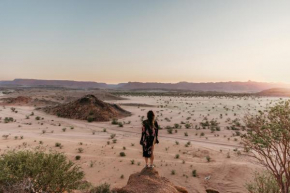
0;94;286;193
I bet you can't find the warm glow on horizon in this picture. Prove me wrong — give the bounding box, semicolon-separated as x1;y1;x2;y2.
1;0;290;84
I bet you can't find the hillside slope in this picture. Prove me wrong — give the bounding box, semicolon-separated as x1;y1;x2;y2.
257;88;290;97
43;94;131;122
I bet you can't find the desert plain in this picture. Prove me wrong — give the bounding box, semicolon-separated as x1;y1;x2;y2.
0;88;287;193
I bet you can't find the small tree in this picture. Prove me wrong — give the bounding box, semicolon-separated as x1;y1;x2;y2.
242;100;290;193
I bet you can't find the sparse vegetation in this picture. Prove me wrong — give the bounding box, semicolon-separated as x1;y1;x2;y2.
55;142;62;147
90;182;111;193
4;117;14;123
120;152;126;157
206;156;211;162
111;118;119;125
192;170;197;177
77;147;84;153
245;171;280;193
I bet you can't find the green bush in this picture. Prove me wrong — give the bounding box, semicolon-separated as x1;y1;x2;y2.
206;156;211;162
245;171;280;193
55;142;62;147
77;147;84;153
90;182;111;193
87;116;95;122
4;117;14;123
0;150;86;192
192;170;197;177
111;119;118;125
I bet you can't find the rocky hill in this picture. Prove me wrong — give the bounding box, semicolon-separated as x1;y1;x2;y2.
112;167;189;193
43;94;131;122
257;88;290;97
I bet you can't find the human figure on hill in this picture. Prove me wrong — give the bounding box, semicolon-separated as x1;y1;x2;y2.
140;110;159;168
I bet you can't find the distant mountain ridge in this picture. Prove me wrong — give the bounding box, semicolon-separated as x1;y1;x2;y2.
121;81;290;93
0;79;109;89
1;79;290;93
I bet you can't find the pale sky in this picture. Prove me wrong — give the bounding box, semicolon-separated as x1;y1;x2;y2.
0;0;290;84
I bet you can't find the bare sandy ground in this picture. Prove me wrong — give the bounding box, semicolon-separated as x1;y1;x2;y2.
0;95;286;193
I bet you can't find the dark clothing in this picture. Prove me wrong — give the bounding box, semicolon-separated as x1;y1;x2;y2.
140;120;159;157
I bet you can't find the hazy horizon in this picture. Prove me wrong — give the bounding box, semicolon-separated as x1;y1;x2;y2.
1;0;290;84
2;78;290;85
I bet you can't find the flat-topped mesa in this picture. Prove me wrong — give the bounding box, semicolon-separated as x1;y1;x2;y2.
43;94;131;122
112;167;188;193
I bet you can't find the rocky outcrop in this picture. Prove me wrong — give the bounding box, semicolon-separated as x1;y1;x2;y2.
1;96;32;104
112;168;188;193
0;96;58;107
43;94;131;122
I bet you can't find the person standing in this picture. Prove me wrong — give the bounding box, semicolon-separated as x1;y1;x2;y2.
140;110;159;168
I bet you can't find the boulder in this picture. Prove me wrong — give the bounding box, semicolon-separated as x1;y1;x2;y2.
112;167;188;193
